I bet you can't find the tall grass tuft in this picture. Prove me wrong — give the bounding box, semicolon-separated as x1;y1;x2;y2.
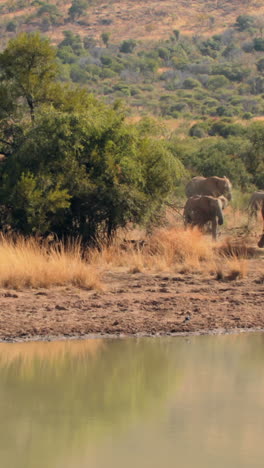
0;235;101;289
88;227;216;273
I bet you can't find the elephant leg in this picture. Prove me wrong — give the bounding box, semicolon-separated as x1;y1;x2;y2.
211;218;217;240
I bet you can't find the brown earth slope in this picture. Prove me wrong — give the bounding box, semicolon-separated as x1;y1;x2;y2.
1;0;264;44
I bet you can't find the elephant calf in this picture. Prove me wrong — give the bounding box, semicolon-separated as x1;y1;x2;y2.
183;195;224;240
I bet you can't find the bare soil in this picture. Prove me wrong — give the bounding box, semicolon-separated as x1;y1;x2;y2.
0;258;263;342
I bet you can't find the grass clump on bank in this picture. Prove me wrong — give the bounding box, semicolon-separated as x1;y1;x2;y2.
0;236;102;289
89;228;216;274
0;225;256;290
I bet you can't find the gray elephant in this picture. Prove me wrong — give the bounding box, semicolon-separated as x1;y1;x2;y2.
257;200;264;248
183;195;224;240
248;191;264;219
258;233;264;248
185;176;232;201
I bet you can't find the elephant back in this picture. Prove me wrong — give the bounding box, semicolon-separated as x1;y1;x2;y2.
185;177;206;198
185;176;232;200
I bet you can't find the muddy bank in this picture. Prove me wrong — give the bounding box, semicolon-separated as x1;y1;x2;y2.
0;258;263;342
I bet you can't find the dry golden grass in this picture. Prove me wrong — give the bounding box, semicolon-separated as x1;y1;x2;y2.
2;0;264;45
88;223;255;280
0;213;258;289
89;227;217;274
0;235;102;289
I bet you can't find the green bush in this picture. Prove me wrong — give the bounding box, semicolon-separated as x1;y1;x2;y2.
253;38;264;52
120;40;137;54
189;124;207;138
182;78;201;89
207;75;229;90
6;21;17;32
235;15;255;31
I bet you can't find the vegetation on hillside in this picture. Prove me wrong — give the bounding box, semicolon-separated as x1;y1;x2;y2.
54;18;264;122
0;3;264;243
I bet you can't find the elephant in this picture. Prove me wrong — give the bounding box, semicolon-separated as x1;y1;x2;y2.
258;233;264;248
257;200;264;248
248;191;264;219
185;176;232;201
218;195;229;210
183;195;224;240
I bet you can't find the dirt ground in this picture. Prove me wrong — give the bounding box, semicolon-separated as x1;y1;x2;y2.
0;257;263;342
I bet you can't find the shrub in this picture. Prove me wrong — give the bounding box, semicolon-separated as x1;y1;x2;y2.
189;124;207;138
208;122;245;138
120;40;137;54
207;75;229;90
253;38;264;52
182;78;200;89
6;21;17;32
242;112;253;120
235;15;255;31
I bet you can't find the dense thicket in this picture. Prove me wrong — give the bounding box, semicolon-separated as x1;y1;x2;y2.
0;34;185;241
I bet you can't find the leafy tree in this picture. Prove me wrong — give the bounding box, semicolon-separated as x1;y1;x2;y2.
68;0;88;22
0;106;184;240
58;31;83;55
0;35;185;242
245;123;264;187
0;33;58;122
101;32;110;47
37;3;62;25
235;15;255;31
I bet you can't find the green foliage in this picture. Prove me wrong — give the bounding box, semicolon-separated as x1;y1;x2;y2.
101;32;110;47
235;15;255;31
184;137;252;188
253;38;264;52
68;0;88;22
0;34;184;242
58;31;83;55
244;123;264;187
6;21;17;32
257;58;264;73
207;75;229;91
120;40;137;54
182;78;201;89
0;32;58;121
37;3;62;25
208;121;246;138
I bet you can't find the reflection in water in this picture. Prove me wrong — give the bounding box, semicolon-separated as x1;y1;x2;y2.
0;334;264;467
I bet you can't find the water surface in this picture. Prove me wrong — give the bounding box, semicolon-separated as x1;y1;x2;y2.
0;334;264;467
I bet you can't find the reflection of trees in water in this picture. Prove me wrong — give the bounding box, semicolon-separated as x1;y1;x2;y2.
0;338;181;468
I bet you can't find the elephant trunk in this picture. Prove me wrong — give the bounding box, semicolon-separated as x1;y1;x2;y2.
226;192;232;201
216;200;224;225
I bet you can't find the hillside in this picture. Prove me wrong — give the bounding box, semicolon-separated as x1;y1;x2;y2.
0;0;264;46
